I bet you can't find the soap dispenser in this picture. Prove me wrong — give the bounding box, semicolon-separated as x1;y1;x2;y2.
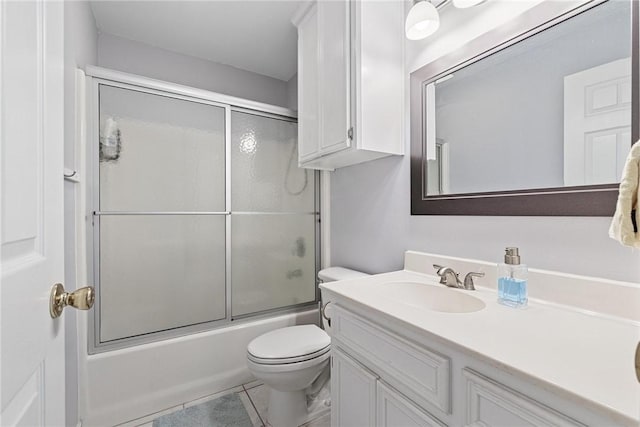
497;247;528;308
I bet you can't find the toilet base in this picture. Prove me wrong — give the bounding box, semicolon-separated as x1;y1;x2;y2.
267;389;308;427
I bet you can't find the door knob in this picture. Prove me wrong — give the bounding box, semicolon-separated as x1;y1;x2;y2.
49;283;95;318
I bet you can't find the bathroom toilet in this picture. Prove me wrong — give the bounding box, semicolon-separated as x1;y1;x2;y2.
246;267;368;427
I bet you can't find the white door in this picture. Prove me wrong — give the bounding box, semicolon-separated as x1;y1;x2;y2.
1;1;66;425
564;58;632;186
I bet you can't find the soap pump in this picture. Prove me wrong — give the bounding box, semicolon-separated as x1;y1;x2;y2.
497;247;528;308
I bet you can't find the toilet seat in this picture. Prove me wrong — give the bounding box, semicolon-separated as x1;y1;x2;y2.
247;325;330;366
248;345;330;365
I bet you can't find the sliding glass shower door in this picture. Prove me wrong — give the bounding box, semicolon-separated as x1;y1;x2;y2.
92;82;317;350
230;111;316;316
97;86;227;342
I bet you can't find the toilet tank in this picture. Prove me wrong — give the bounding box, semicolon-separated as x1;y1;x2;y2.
318;267;369;283
318;267;369;332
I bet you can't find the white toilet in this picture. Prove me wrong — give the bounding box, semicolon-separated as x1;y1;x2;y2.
246;267;368;427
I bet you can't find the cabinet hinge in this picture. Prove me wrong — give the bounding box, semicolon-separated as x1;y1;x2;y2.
347;127;354;140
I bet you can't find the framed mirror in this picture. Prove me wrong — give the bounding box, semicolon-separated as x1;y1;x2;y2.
410;0;639;216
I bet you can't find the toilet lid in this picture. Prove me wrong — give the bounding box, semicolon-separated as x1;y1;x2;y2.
247;325;330;361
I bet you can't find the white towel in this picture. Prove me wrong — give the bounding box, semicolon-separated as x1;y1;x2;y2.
609;140;640;247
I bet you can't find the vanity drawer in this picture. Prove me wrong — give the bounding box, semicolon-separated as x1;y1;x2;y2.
332;305;451;414
463;369;584;427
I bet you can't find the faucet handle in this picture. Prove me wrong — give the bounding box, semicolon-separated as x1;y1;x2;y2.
463;272;485;290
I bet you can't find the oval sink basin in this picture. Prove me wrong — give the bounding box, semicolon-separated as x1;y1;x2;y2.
375;282;486;313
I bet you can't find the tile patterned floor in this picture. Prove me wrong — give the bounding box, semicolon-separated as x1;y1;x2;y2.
116;380;330;427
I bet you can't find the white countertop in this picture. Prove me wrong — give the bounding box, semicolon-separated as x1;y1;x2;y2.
321;269;640;426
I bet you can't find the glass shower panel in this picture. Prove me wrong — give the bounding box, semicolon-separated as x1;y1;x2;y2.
100;215;226;342
99;85;225;212
97;84;227;344
230;111;316;316
231;215;316;316
231;111;314;212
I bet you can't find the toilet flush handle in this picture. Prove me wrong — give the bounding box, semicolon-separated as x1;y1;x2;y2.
321;301;332;327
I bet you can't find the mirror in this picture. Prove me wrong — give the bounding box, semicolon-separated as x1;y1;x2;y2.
410;0;639;216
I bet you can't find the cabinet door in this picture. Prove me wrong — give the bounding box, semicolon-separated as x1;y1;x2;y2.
317;0;351;156
464;369;584;427
297;4;320;163
378;382;446;427
332;348;377;427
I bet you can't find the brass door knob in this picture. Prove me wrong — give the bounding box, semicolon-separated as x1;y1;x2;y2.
49;283;95;318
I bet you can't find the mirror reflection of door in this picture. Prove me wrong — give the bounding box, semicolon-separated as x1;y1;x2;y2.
564;58;631;186
426;140;449;195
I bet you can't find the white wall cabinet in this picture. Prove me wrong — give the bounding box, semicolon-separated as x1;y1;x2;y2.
292;0;404;170
330;304;618;427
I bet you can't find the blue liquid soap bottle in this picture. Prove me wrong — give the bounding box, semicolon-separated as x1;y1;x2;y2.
498;247;528;308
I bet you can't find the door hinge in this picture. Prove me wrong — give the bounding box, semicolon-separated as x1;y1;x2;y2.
347;127;354;140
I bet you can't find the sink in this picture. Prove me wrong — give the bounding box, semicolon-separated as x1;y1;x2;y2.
375;281;486;313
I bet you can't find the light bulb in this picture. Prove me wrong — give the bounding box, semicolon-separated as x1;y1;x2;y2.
405;1;440;40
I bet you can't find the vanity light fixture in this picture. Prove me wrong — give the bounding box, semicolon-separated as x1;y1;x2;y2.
405;0;440;40
452;0;487;8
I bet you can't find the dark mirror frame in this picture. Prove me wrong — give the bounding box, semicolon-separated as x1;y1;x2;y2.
410;0;639;216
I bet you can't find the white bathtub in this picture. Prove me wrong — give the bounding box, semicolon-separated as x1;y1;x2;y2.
78;309;318;426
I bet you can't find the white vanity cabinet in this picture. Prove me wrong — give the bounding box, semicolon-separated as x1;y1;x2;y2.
292;0;404;170
329;303;619;427
331;348;377;426
332;348;445;427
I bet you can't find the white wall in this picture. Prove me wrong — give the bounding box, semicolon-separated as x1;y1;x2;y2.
97;33;290;108
330;0;640;284
63;2;98;426
286;73;298;111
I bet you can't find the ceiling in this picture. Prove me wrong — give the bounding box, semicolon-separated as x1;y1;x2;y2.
90;1;302;82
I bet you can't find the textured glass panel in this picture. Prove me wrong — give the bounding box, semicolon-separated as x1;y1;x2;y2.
231;215;316;316
99;85;225;212
100;215;226;341
231;112;314;212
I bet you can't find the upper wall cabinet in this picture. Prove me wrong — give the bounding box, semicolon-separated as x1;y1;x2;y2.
292;0;405;170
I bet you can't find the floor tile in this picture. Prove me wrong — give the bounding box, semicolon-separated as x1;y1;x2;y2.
113;404;183;427
183;386;244;409
246;384;269;425
301;412;331;427
238;390;265;427
153;393;253;427
243;379;264;390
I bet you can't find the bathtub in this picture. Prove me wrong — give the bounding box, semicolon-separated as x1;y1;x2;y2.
77;309;318;426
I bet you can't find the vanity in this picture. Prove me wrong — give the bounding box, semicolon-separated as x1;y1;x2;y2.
320;251;640;427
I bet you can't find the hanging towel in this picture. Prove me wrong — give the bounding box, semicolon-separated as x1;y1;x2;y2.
609;140;640;248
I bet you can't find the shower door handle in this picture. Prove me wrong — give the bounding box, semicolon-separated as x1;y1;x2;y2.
49;283;95;318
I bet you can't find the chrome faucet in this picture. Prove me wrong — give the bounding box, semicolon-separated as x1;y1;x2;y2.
433;264;461;288
433;265;484;291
